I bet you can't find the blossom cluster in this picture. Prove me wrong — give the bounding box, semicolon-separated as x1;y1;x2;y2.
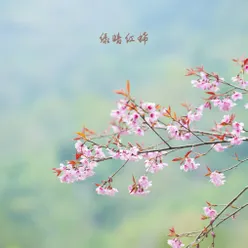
54;59;248;195
128;175;152;195
167;238;185;248
203;206;217;220
53;57;248;248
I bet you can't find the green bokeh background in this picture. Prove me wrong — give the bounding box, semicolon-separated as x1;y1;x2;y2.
1;1;248;247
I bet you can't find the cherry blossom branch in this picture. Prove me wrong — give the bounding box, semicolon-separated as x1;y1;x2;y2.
130;100;172;148
54;56;248;247
167;112;205;143
139;138;248;154
94;138;248;163
192;202;248;247
200;185;248;231
185;185;248;247
95;139;248;192
201;71;248;92
219;77;248;92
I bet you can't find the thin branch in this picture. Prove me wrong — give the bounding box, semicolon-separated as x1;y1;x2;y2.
205;72;248;92
101;159;130;186
177;230;202;238
221;157;248;173
95;138;248;163
213;203;248;229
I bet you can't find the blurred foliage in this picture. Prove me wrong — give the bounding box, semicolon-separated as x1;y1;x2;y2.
1;0;248;247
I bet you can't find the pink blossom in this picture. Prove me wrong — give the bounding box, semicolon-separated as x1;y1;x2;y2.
77;145;92;157
168;238;185;248
94;145;106;159
200;71;207;80
180;158;200;172
191;79;211;90
96;186;106;195
221;114;232;124
128;185;150;196
211;80;221;92
133;113;139;120
75;140;84;153
212;143;227;152
244;64;248;73
212;98;236;111
145;160;168;173
59;163;68;171
117;99;128;110
134;126;144;136
129;146;139;156
231;76;248;88
111;125;120;133
219;98;236;111
180;132;192;141
232;122;244;136
129;112;139;125
58;164;76;183
229;135;244;146
142;151;164;160
59;171;75;183
231;91;242;101
110;109;125;121
119;149;130;160
168;121;191;141
138;176;152;189
58;162;96;183
231;75;242;83
167;125;179;138
204;101;211;109
242;81;248;88
141;102;156;112
210;171;225;186
105;187;118;196
191;75;221;92
111;125;130;135
107;149;120;159
212;99;221;107
204;207;217;220
80;157;89;166
87;161;98;169
148;111;161;123
191;72;216;91
118;147;142;161
129;175;152;196
96;186;118;196
191;79;199;87
187;108;203;122
77;167;95;180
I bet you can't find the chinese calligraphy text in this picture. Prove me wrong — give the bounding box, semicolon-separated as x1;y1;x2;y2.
99;32;148;45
